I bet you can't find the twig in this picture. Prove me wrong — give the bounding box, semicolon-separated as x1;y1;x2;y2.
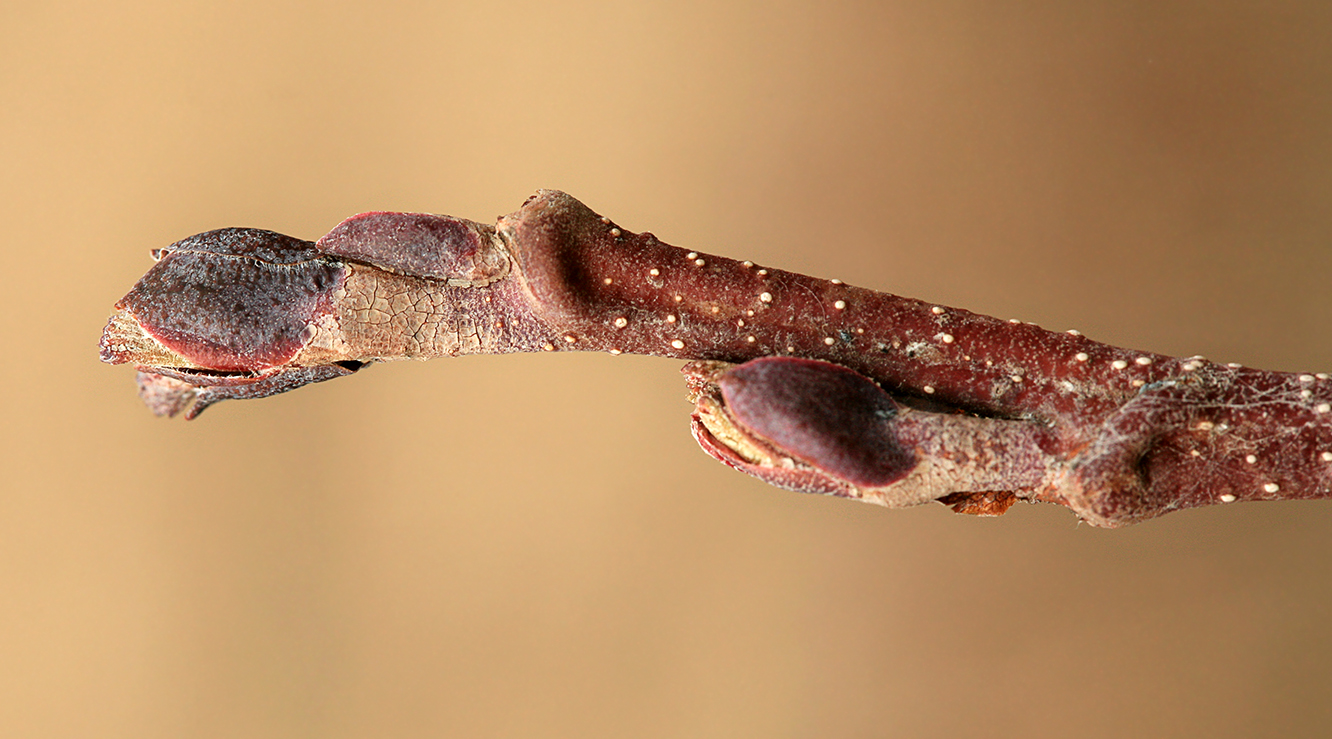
99;190;1332;526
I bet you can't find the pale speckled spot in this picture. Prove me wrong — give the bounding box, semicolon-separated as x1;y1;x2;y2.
674;295;683;302
742;260;754;268
1302;389;1313;399
747;335;756;343
1322;452;1332;462
1319;404;1331;414
1075;352;1089;362
1067;329;1081;336
1197;421;1215;431
649;268;660;276
563;335;577;343
666;314;677;323
1190;450;1201;457
1264;482;1280;493
757;269;769;276
1301;374;1316;383
1319;373;1330;380
940;333;954;344
1228;363;1242;369
834;300;846;310
600;216;611;224
831;279;843;285
759;292;773;303
686;252;698;259
1220;494;1237;503
1010;375;1023;383
737;319;745;327
1008;318;1020;324
1135;356;1152;366
710;306;720;314
543;343;555;352
824;337;835;345
856;328;865;334
1132;379;1145;387
603;277;614;285
671;339;685;349
613;317;628;328
1112;360;1129;370
1246;455;1257;464
610;228;621;237
931;306;945;315
608;349;622;355
923;385;935;394
695;258;706;267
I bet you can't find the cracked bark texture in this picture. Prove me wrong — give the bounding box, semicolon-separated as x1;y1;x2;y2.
101;190;1332;526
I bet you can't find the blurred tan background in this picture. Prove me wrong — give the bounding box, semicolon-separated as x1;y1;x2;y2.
3;1;1332;736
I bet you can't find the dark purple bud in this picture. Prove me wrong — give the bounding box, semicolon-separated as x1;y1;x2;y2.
317;212;508;286
114;228;346;371
717;357;916;488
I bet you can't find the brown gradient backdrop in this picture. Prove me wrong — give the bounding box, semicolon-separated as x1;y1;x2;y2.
3;2;1332;737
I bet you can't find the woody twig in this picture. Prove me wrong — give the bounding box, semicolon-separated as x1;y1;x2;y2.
100;190;1332;526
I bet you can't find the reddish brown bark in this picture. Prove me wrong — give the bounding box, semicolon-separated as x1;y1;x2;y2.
100;190;1332;526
